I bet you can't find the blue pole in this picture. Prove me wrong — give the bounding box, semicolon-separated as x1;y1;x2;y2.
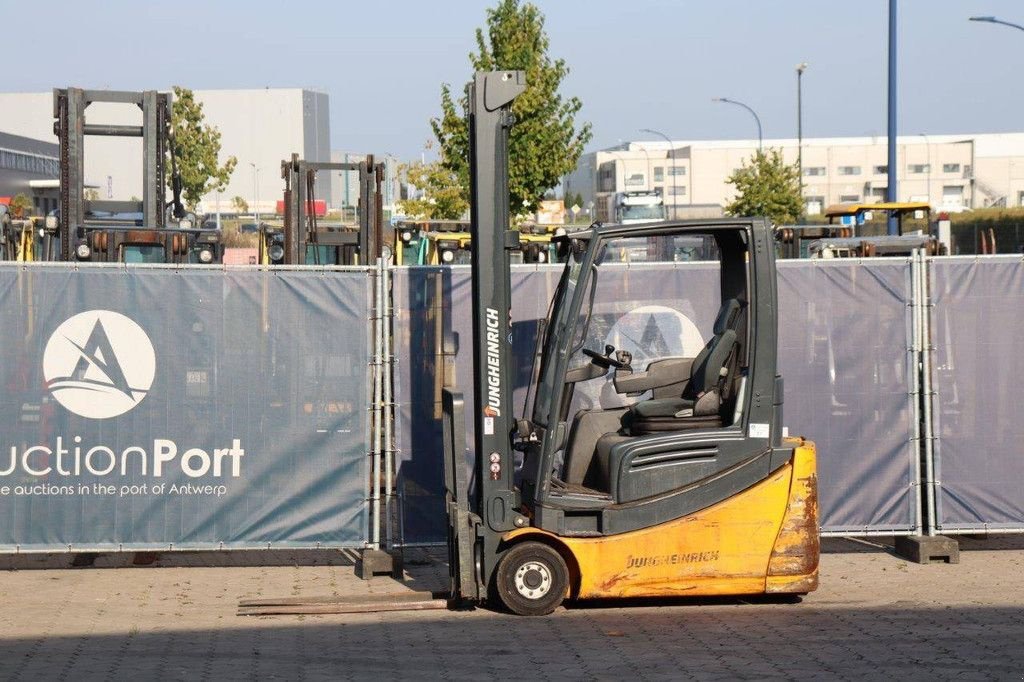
887;0;899;235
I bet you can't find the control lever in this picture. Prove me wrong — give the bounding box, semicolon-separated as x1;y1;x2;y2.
615;350;633;371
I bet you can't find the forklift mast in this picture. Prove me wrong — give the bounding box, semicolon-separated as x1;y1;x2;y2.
280;154;384;265
467;71;527;530
51;87;215;264
443;71;526;604
53;88;170;261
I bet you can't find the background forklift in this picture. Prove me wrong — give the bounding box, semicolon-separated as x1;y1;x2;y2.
442;71;819;615
393;218;558;265
272;153;385;265
51;87;222;264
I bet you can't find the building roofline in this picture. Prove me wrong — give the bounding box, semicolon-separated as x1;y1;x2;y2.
591;131;1024;155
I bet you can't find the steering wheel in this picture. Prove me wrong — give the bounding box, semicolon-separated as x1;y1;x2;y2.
583;345;629;370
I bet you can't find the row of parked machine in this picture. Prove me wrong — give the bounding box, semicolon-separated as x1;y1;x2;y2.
0;86;948;267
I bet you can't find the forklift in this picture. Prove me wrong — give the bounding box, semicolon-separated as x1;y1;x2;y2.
393;219;560;265
240;71;819;618
51;87;223;264
277;153;385;265
442;71;819;615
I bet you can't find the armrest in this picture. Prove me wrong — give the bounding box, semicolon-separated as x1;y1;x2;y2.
613;357;693;395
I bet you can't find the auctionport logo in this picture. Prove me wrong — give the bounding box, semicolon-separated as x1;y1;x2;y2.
42;310;156;420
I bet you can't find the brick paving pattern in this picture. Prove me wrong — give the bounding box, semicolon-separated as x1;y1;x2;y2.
0;538;1021;680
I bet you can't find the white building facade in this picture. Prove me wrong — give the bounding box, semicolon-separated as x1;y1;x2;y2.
0;88;331;215
565;133;1024;219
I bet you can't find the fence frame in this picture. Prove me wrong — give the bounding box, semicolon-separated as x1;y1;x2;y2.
925;254;1024;535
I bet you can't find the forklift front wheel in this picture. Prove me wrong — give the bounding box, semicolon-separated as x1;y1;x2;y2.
494;541;569;616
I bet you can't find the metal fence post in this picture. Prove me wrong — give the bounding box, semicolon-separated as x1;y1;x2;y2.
369;258;384;550
908;251;924;536
382;250;396;552
919;251;938;534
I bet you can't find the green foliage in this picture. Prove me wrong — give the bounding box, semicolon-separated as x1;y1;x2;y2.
169;86;237;209
9;194;33;217
231;196;249;214
83;189;100;202
725;148;802;224
432;0;592;214
397;159;469;220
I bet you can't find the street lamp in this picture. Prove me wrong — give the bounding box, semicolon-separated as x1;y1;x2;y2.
641;127;677;218
250;162;260;223
796;63;808;209
919;132;931;206
969;15;1024;32
712;97;762;150
631;142;653;190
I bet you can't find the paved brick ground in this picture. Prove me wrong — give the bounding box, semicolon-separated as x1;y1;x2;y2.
0;538;1021;680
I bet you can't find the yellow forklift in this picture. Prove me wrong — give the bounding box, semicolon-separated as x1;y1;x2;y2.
439;72;819;615
242;72;819;618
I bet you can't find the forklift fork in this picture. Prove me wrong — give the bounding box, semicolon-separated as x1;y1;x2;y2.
442;388;483;604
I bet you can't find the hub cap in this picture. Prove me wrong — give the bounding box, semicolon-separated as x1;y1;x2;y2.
513;560;552;600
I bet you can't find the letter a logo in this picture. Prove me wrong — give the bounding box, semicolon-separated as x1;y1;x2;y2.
43;310;156;419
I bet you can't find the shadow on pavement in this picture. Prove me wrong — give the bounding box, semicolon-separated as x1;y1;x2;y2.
822;533;1024;556
0;604;1020;680
0;548;361;571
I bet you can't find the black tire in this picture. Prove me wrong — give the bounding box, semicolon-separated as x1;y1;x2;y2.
494;541;569;616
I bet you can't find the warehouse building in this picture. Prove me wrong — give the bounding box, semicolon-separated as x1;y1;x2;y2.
565;133;1024;219
0;88;331;215
0;131;59;214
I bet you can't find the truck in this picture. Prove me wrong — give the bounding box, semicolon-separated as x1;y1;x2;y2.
597;190;667;224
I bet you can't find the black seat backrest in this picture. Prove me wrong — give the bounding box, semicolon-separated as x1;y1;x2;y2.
683;298;741;400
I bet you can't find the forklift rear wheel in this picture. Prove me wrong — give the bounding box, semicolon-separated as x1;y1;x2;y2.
495;542;569;616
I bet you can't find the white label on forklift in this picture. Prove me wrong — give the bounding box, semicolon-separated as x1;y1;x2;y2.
484;417;495;435
749;422;770;439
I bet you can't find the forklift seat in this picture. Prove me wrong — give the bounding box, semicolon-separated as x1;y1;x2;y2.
580;299;744;494
626;298;743;435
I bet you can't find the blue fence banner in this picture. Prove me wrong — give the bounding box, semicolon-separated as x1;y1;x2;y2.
0;264;371;551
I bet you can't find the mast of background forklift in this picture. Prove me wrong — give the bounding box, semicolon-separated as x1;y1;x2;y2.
468;71;526;527
886;0;899;235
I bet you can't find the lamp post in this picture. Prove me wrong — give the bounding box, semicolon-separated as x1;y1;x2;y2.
967;15;1022;213
886;0;899;235
250;162;260;223
969;15;1024;32
919;132;931;206
632;142;653;190
796;63;808;210
641;127;676;218
712;97;762;150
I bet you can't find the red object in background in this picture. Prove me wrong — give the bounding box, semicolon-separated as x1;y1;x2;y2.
0;197;11;205
275;199;326;216
223;248;259;265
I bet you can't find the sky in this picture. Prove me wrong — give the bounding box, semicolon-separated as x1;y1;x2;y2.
5;0;1024;160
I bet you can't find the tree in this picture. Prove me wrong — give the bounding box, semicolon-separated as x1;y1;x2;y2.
231;196;249;214
397;159;469;220
432;0;592;215
725;148;803;224
9;194;33;218
83;189;100;202
169;86;237;209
